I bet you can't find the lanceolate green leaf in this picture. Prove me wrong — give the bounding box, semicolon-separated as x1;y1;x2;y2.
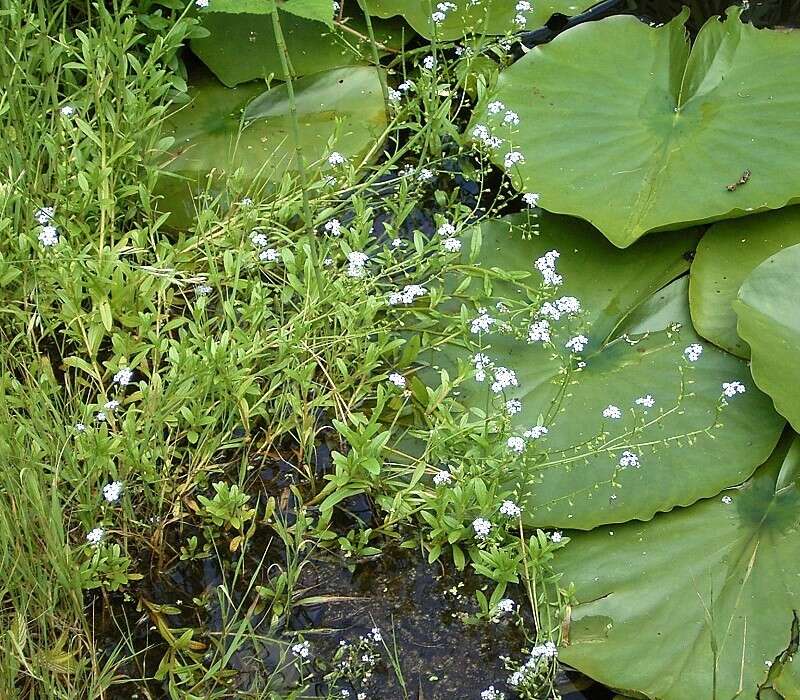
441;213;783;529
157;66;387;226
734;244;800;432
689;207;800;358
555;433;800;700
358;0;596;40
472;9;800;247
191;9;410;86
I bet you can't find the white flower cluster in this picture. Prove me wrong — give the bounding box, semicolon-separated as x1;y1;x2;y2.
684;343;703;362
505;398;522;415
523;425;548;439
565;334;588;353
388;284;427;306
442;237;462;253
499;500;521;517
618;450;640;468
324;218;342;236
36;206;59;247
291;641;311;659
249;230;279;262
103;480;124;502
534;249;562;286
431;0;456;24
471;308;496;334
433;469;453;486
473;352;491;382
722;381;746;398
346;251;369;277
481;686;504;700
527;319;551;344
514;0;532;25
539;296;581;320
603;404;622;419
496;598;516;614
388;372;406;388
635;394;655;408
491;366;518;394
113;368;133;386
487;100;504;115
472;124;504;150
507;436;525;453
550;531;563;543
423;55;436;70
503;150;525;170
507;642;558;688
328;151;346;166
86;527;104;545
503;110;520;126
473;517;492;540
522;192;540;207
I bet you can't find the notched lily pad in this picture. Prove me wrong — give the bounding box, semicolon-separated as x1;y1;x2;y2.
472;8;800;246
555;432;800;700
438;213;783;529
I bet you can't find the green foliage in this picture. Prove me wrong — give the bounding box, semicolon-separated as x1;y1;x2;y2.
472;8;800;246
690;207;800;358
197;482;257;529
554;433;800;700
734;244;800;432
79;544;143;591
157;65;388;225
205;0;334;25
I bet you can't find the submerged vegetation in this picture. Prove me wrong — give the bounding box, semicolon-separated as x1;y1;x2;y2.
2;0;800;699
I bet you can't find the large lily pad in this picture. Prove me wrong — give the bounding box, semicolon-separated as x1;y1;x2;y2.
191;9;410;86
689;207;800;358
442;213;783;529
358;0;596;40
555;432;800;700
471;8;800;247
734;244;800;432
158;66;387;225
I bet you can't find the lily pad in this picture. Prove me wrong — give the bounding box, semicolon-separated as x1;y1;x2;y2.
191;9;410;86
358;0;596;40
734;244;800;432
204;0;334;24
689;207;800;358
471;8;800;247
555;432;800;700
157;66;387;225
440;213;783;529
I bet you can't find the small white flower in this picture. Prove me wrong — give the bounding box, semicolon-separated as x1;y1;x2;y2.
86;527;105;545
472;517;492;540
635;394;655;408
556;296;581;315
522;192;540;207
516;0;532;10
102;481;123;502
496;598;516;613
324;219;342;236
388;284;427;306
240;197;253;206
387;87;402;102
333;0;340;11
259;248;279;262
503;151;525;170
503;110;520;126
550;531;563;543
437;222;456;237
75;422;86;432
472;124;491;143
433;470;452;486
388;372;406;388
95;411;107;422
442;238;462;253
527;319;551;344
370;626;383;643
431;10;446;23
195;0;208;7
491;366;518;393
499;500;521;517
249;230;269;247
722;381;746;398
507;436;525;453
398;80;414;93
38;225;59;247
514;12;527;25
346;251;369;277
291;640;310;659
618;451;640;468
35;207;55;224
422;55;436;70
565;335;588;353
391;238;404;248
60;105;75;117
603;405;622;419
481;687;504;700
722;495;732;505
684;343;703;362
195;284;213;296
113;368;133;386
505;399;522;415
487;100;505;114
328;151;346;166
323;257;333;266
523;425;548;439
417;167;434;182
104;400;119;411
471;310;495;334
534;250;562;286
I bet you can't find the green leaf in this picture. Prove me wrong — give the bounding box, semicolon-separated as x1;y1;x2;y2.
205;0;334;25
157;66;387;226
358;0;596;41
734;244;800;431
554;433;800;700
472;9;800;246
191;8;410;86
438;213;784;529
690;206;800;358
279;0;334;26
